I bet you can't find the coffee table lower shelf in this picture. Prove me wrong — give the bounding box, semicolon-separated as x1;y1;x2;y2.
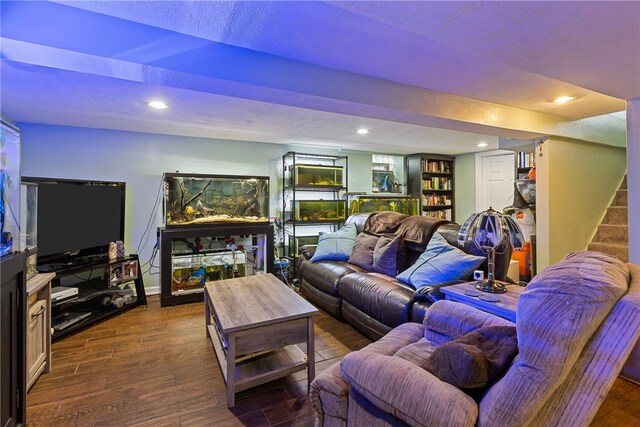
207;325;308;395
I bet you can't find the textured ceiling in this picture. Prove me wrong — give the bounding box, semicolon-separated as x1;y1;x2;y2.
1;1;638;154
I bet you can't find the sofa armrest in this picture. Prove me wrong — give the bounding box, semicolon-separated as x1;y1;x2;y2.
299;244;317;260
341;351;477;427
423;300;514;343
411;280;465;303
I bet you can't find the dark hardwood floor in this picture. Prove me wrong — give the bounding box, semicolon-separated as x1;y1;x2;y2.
26;295;640;426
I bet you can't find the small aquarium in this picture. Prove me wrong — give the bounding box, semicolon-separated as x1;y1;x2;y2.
294;165;343;188
171;250;246;295
290;235;319;256
0;121;21;257
20;183;38;279
164;173;269;226
294;200;346;222
350;195;419;215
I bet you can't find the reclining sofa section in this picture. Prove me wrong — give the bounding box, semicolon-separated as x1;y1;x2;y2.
298;212;512;341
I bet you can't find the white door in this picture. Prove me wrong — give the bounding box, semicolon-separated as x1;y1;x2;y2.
481;154;515;211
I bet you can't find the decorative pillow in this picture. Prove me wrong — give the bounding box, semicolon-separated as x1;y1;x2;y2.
311;224;358;262
421;325;518;390
348;233;379;270
396;233;484;288
372;235;402;276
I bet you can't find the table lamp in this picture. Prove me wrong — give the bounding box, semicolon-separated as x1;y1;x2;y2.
457;207;525;293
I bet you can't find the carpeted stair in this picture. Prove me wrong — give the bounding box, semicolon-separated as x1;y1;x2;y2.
588;176;629;262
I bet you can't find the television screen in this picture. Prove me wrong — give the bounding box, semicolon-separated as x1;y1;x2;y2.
23;178;125;263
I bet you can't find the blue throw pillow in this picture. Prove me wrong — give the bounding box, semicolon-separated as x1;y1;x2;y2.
396;233;485;288
311;224;358;262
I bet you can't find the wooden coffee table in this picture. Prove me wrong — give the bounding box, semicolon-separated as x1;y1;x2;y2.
204;273;319;407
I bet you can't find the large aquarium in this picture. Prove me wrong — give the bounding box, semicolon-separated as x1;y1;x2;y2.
20;183;38;279
294;200;346;222
171;250;246;295
164;173;269;227
0;121;20;257
293;165;343;188
350;195;420;215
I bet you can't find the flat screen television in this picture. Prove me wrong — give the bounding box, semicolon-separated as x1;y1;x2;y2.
22;177;125;265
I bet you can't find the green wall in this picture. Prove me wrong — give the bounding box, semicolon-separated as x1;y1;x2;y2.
536;138;627;270
454;153;477;223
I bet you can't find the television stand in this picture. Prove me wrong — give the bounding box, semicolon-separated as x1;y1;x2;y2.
44;254;147;341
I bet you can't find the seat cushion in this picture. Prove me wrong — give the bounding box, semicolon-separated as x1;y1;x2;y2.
338;272;413;328
299;260;363;296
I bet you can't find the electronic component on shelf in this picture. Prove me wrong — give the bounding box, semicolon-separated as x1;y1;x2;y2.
53;312;92;331
51;286;78;302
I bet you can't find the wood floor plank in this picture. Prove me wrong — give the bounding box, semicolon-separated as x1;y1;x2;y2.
26;295;639;427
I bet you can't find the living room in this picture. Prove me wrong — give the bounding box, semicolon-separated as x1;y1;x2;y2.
1;1;639;426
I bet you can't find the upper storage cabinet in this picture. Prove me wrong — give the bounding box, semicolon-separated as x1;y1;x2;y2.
292;164;344;188
406;154;455;221
163;173;269;227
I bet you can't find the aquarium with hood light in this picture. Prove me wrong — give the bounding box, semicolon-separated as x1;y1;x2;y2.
163;173;269;227
349;195;420;215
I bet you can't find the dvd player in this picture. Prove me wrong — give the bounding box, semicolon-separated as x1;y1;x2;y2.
51;286;79;302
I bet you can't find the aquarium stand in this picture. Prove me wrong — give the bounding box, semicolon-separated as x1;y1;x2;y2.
159;224;274;307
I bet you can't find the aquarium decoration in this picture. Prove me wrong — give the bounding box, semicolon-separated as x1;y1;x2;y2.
164;173;269;226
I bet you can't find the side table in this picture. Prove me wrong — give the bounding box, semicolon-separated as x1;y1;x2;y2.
440;282;524;322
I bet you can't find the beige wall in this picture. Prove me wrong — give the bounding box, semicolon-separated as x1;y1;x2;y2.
454;153;476;223
536;137;626;270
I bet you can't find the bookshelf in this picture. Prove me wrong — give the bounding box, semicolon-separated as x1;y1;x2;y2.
515;151;536;207
406;154;455;221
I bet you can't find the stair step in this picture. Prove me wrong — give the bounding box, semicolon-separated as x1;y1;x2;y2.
594;224;629;244
613;189;628;207
603;206;628;225
620;175;627;190
588;242;629;263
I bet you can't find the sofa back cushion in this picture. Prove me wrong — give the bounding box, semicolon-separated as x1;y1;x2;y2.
478;251;630;427
345;213;372;234
363;211;408;235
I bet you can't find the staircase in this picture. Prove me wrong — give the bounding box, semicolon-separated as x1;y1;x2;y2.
588;176;629;262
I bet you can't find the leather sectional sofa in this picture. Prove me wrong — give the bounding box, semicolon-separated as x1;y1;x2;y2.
298;212;512;340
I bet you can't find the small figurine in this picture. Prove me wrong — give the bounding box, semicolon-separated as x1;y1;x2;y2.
108;242;118;260
116;240;125;258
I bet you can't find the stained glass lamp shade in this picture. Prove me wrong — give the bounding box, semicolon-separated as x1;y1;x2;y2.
457;207;525;293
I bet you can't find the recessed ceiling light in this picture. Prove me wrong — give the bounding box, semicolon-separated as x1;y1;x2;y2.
356;128;370;135
553;96;576;104
477;142;489;148
147;101;169;109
